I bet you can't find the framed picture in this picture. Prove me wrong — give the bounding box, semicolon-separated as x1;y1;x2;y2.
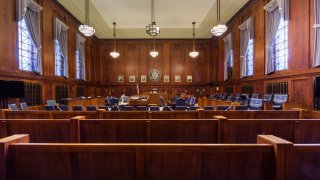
175;75;181;82
118;75;124;82
129;75;136;82
187;75;192;82
164;75;169;82
141;75;146;82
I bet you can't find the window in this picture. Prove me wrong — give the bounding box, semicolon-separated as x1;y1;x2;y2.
76;51;84;80
246;39;254;76
227;51;233;79
18;19;38;71
55;40;65;76
271;18;288;71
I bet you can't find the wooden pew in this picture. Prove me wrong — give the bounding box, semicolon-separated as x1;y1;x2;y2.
216;116;295;143
0;119;78;143
1;134;290;180
294;119;320;143
100;110;149;119
80;119;148;143
2;110;51;119
292;145;320;180
79;118;218;143
204;110;301;119
149;111;199;119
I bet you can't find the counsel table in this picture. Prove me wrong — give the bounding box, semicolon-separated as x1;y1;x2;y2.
63;97;105;108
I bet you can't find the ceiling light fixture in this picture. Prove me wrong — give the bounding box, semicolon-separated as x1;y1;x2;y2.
146;0;160;36
150;36;159;58
110;22;120;59
189;22;199;59
211;0;227;36
79;0;95;36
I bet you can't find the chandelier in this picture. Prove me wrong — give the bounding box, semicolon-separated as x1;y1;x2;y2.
189;22;199;58
150;36;159;58
211;0;227;36
146;0;160;36
110;22;120;59
79;0;95;36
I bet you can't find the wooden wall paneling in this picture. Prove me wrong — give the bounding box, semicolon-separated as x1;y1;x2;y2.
147;41;163;84
170;42;185;84
126;43;139;85
162;43;170;84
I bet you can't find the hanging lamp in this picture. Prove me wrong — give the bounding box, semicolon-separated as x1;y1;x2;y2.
110;22;120;59
146;0;160;36
79;0;95;36
211;0;227;36
189;22;199;58
150;36;159;58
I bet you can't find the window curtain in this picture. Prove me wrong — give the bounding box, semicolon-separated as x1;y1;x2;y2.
54;17;69;78
76;33;86;80
16;0;43;74
313;0;320;67
239;17;254;78
223;33;233;81
264;0;290;74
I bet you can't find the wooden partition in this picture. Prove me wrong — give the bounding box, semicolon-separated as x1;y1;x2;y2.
101;111;150;119
149;111;199;119
1;110;100;119
79;119;218;143
1;134;288;180
294;120;320;143
0;119;79;143
64;97;105;108
203;110;301;119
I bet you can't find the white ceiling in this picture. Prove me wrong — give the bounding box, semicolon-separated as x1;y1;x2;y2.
57;0;250;39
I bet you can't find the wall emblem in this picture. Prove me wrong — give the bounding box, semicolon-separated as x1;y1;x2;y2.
149;69;161;82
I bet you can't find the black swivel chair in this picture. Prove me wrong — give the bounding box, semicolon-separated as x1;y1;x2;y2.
86;106;97;111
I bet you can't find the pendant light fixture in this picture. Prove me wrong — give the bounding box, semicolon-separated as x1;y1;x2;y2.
150;36;159;58
79;0;95;36
189;22;199;58
110;22;120;59
146;0;160;36
211;0;227;36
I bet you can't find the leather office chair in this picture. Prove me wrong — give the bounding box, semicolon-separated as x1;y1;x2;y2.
176;97;186;107
252;93;259;99
137;106;148;111
86;105;97;111
234;105;249;110
59;105;69;111
216;106;231;111
8;104;18;110
175;106;187;111
249;98;263;110
204;106;214;110
72;105;83;111
189;106;199;111
150;106;160;111
19;102;28;110
45;105;55;111
273;94;288;110
263;94;273;103
123;106;134;111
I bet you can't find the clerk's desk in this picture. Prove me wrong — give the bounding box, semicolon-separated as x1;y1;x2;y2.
138;92;169;106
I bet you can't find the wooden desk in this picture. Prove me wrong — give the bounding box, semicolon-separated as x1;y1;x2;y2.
63;97;105;108
129;95;149;106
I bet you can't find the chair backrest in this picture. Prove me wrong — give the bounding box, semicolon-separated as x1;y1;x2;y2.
273;94;288;105
72;105;83;111
86;105;97;111
19;102;28;110
252;93;259;98
150;106;160;111
189;106;199;111
249;98;263;110
46;100;57;106
123;106;134;111
160;96;165;106
137;106;148;111
109;97;118;106
263;94;273;102
176;97;186;106
44;105;55;111
216;106;231;111
59;105;69;111
204;106;214;110
190;97;196;106
175;106;187;111
8;104;18;110
234;106;249;110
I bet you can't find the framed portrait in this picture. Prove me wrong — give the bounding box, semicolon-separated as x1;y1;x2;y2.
118;75;124;82
129;75;136;82
175;75;181;82
141;75;146;82
164;75;169;82
187;75;192;82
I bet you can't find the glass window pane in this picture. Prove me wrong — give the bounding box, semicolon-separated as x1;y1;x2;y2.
271;18;288;71
246;39;254;76
55;40;65;76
